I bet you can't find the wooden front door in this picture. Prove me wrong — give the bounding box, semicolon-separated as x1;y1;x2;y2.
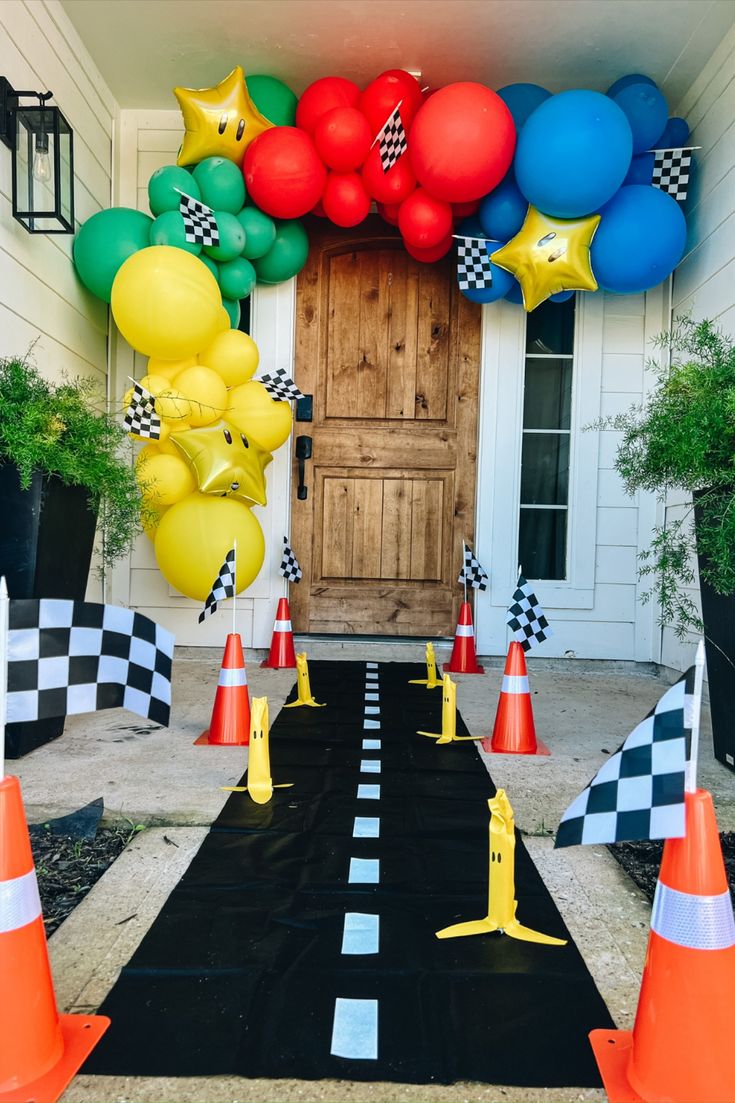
291;217;481;637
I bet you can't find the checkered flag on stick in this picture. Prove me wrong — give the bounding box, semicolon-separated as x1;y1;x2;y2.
377;104;408;173
179;192;220;247
507;573;552;651
124;381;161;440
259;368;305;402
652;148;693;203
280;537;302;584
456;237;493;292
555;668;695;847
458;542;488;591
199;548;236;623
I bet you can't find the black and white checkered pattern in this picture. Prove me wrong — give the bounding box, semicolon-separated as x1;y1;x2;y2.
179;192;220;247
378;105;408;173
259;368;305;402
199;548;236;623
652;148;692;203
555;669;695;847
280;537;302;584
458;543;488;591
124;381;161;440
7;599;174;727
507;574;552;651
456;238;493;291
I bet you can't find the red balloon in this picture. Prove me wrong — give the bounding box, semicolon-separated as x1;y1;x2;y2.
360;69;423;136
314;107;372;172
409;82;516;202
362;145;416;204
311;198;327;218
377;202;401;226
398;188;453;249
296;76;361;135
452;199;480;217
244;127;327;219
322;172;371;227
404;232;454;262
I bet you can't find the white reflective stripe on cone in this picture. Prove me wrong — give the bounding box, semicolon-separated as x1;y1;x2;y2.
651;880;735;950
455;624;473;637
501;674;530;694
273;620;292;632
218;667;247;687
0;868;42;933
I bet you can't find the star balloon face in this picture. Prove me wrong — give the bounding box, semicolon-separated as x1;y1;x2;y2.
491;206;601;312
174;67;273;167
171;420;273;506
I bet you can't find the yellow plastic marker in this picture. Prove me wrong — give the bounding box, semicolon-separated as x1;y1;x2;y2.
408;641;444;689
418;674;483;744
221;696;293;805
436;789;566;945
283;652;325;708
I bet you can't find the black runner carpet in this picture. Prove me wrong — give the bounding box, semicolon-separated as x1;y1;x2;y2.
84;660;613;1086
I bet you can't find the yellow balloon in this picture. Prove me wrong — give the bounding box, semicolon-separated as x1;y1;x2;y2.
174;365;228;427
226;381;293;451
171;419;272;505
111;246;222;359
174;66;273;167
151;387;191;424
154;493;265;600
136;450;197;505
216;308;231;333
198;330;260;388
142;502;169;541
147;355;198;381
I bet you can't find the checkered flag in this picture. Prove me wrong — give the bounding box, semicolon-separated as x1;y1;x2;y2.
458;542;488;591
456;238;493;292
179;192;220;247
7;599;174;727
378;105;408;173
199;548;236;623
507;574;552;651
259;368;305;402
124;381;161;440
555;668;695;847
280;537;302;584
652;148;692;203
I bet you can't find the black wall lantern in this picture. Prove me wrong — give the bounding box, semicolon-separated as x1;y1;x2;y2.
0;77;74;234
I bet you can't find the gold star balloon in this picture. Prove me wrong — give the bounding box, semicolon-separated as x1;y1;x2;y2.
174;67;273;167
491;206;601;312
171;420;273;506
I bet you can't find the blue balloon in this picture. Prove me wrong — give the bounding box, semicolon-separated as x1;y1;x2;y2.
457;238;516;303
612;83;668;154
505;282;524;305
658;116;690;148
457;214;485;238
625;152;655;185
607;73;656;98
515;90;633;218
591;185;687;294
496;83;551;129
478;174;528;241
549;289;575;303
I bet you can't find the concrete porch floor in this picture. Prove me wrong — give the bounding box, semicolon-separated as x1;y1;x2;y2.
13;639;733;1103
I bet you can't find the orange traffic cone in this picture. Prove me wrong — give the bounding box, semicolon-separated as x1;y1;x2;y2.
260;597;297;669
0;774;109;1103
444;602;484;674
196;633;250;745
590;788;735;1103
482;641;549;755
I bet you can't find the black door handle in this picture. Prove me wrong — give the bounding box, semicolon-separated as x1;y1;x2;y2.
295;435;312;500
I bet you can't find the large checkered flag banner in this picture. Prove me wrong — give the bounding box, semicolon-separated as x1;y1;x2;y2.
7;599;174;727
179;192;220;247
458;542;488;591
124;381;161;440
507;573;552;651
259;368;305;402
280;537;302;584
199;548;236;623
652;148;692;203
555;668;696;848
378;105;408;173
456;238;493;292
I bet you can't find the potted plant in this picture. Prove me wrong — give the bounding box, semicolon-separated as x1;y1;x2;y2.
0;353;143;757
607;317;735;770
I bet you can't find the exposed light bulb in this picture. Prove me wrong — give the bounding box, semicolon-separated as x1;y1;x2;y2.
32;136;51;183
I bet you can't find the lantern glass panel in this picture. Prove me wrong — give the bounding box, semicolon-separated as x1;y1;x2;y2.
13;104;74;233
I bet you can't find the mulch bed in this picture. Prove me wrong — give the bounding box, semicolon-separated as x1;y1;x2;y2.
31;827;132;936
609;834;735;902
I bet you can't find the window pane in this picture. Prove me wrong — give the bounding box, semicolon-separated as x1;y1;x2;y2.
237;296;252;334
523;359;572;429
519;508;567;579
525;297;575;355
520;433;570;504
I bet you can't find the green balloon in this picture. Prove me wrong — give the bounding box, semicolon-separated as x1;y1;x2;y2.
247;74;298;127
221;297;241;329
198;254;220;281
237;207;277;259
73;207;153;303
149;210;202;255
148;165;200;216
203;211;246;261
192;157;246;214
217;256;257;301
252;219;309;285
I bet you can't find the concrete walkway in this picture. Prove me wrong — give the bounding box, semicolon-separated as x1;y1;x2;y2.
13;640;731;1103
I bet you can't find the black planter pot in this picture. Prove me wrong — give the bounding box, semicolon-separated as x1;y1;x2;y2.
0;463;97;758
